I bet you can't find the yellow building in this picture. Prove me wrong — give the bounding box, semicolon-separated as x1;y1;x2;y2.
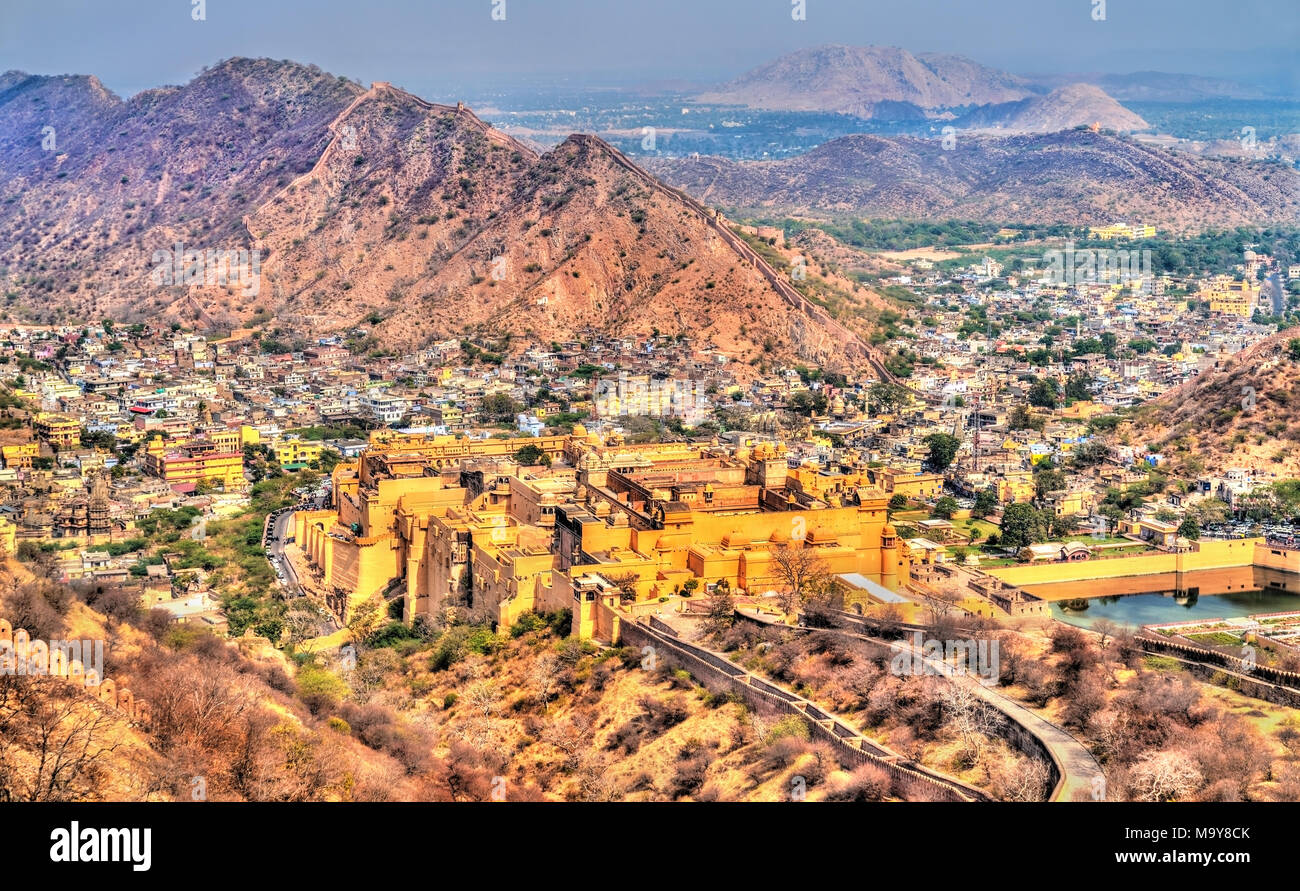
33;413;81;449
1059;401;1108;420
432;405;464;429
295;430;911;638
863;463;945;499
273;437;323;469
1202;276;1260;317
1088;223;1156;240
1;442;38;469
142;434;244;490
997;471;1035;504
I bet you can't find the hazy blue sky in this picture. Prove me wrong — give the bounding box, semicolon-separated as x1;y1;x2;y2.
2;0;1296;99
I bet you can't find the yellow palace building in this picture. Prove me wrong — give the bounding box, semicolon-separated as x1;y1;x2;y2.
294;428;912;641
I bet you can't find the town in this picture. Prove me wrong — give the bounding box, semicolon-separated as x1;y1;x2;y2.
1;224;1297;649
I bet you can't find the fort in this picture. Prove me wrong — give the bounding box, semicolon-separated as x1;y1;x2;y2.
292;427;912;640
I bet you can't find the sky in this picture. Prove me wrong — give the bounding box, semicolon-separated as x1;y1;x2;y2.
1;0;1297;100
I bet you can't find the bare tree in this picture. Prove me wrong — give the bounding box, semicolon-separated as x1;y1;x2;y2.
285;600;325;651
0;677;125;802
463;680;502;717
769;542;832;616
607;572;640;604
924;585;963;626
939;681;998;768
992;756;1051;802
1129;750;1203;802
702;584;735;637
529;653;561;713
541;713;595;769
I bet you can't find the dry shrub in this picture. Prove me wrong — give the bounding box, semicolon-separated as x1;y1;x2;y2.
824;763;892;801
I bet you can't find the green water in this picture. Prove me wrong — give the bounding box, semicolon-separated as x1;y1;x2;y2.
1030;566;1299;630
1050;588;1300;630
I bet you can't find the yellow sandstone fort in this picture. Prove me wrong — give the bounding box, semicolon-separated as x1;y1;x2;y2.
293;427;912;641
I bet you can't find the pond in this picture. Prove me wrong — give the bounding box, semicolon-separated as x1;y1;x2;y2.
1023;566;1299;630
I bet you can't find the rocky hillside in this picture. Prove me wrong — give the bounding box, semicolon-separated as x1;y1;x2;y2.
1126;329;1300;479
0;59;362;326
957;83;1148;133
0;59;861;368
647;130;1300;227
694;44;1036;117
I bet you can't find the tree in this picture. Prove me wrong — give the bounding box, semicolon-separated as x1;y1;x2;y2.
1000;503;1047;551
513;444;549;466
0;677;124;801
346;593;386;643
479;393;521;424
1191;498;1229;527
1027;378;1059;409
1072;439;1109;467
607;572;640;604
1064;373;1091;401
932;496;958;520
286;600;325;650
1177;516;1201;541
1129;750;1202;802
1008;404;1043;432
924;433;960;471
768;542;832;616
973;488;998;519
939;681;997;769
868;381;909;416
888;493;908;512
1034;468;1065;501
703;584;736;637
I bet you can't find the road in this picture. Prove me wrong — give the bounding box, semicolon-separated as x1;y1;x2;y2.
1267;271;1284;317
265;491;329;598
266;506;304;596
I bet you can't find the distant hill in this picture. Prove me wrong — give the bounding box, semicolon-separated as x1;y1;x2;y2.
955;84;1148;133
693;44;1036;117
0;59;874;370
646;129;1300;227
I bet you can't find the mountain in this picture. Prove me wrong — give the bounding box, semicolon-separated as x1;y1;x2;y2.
693;45;1036;117
0;58;362;325
1126;329;1300;479
955;84;1148;133
645;130;1300;227
0;59;872;369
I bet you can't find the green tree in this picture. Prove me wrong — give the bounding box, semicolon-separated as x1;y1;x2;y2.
1000;503;1047;551
888;493;909;512
973;488;998;519
1176;517;1201;541
1072;439;1110;467
479;393;521;424
932;496;958;520
1027;378;1059;409
1064;373;1091;401
513;443;550;466
924;433;960;471
1034;468;1065;501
